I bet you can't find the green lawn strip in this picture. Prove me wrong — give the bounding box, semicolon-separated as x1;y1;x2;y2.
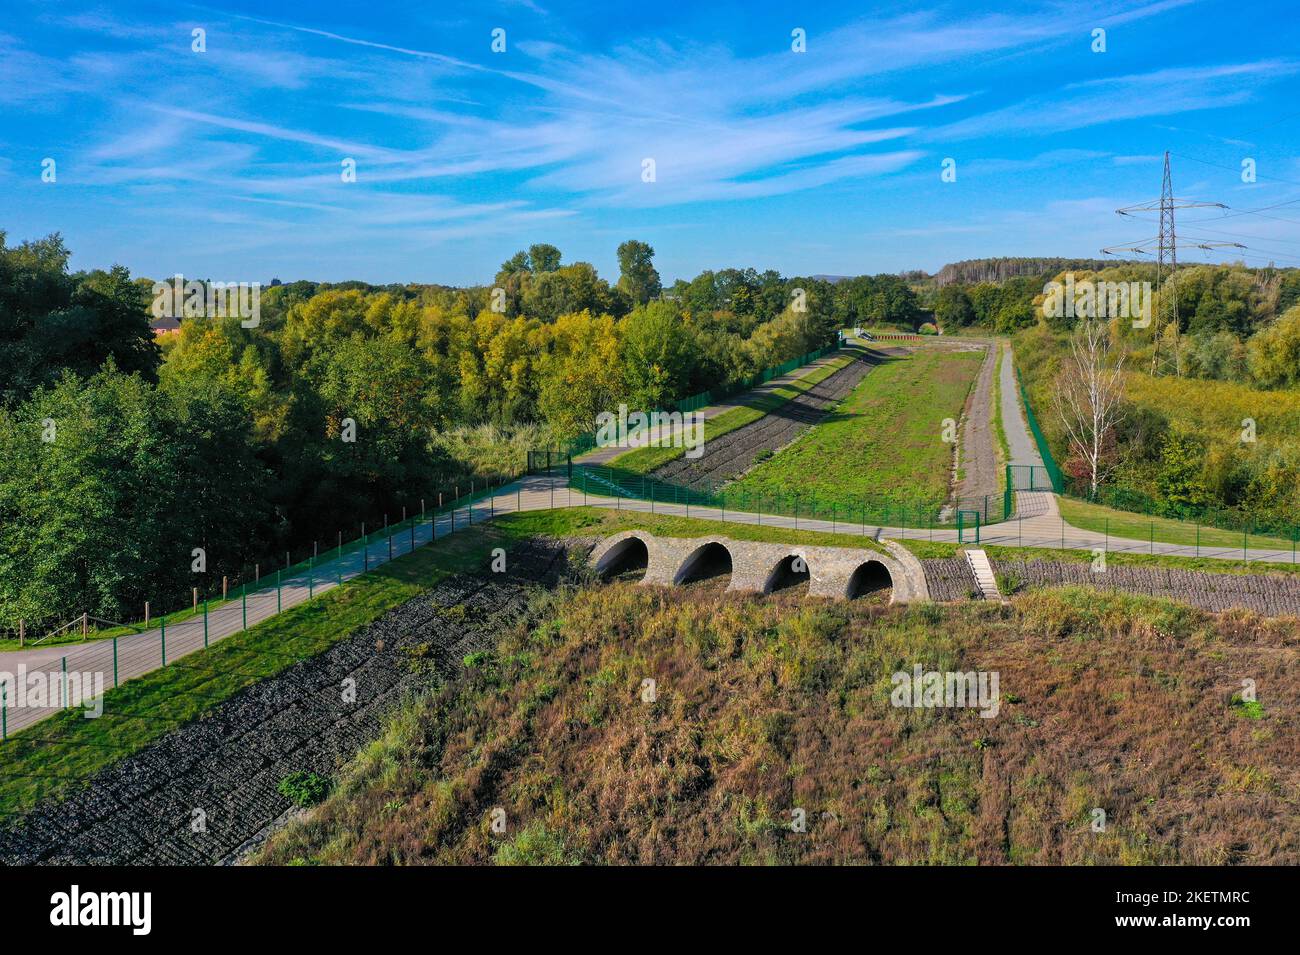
1058;496;1297;554
604;351;857;474
0;523;511;818
728;348;983;509
493;507;891;554
897;539;1300;575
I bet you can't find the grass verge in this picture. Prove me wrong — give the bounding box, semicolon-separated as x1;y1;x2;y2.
494;506;890;553
1059;496;1297;554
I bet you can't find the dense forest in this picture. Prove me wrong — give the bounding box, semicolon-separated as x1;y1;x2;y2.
0;232;924;625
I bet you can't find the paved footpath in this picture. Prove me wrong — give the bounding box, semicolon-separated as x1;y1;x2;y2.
3;343;1294;739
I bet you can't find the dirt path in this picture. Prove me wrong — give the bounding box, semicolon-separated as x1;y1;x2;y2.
955;341;1000;506
0;539;575;865
649;347;900;491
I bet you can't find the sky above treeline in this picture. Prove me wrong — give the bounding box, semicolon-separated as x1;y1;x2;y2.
2;0;1299;285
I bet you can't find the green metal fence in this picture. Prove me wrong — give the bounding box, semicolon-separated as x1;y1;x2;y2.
1016;368;1064;493
566;462;1009;529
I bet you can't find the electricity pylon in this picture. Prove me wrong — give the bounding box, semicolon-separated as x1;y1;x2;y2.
1104;152;1226;376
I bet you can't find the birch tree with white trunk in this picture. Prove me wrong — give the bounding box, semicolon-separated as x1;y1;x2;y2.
1052;320;1127;498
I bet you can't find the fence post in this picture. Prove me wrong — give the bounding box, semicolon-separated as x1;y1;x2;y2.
144;601;150;627
113;637;118;687
1196;524;1200;558
2;683;6;740
203;599;209;648
18;619;23;648
160;617;166;666
62;655;67;707
242;589;248;631
277;569;282;611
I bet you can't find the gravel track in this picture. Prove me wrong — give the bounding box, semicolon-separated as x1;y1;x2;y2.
650;349;888;491
0;539;577;865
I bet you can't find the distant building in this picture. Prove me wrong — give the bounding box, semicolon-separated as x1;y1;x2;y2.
150;316;181;337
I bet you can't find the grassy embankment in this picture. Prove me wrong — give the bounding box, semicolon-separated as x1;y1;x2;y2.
0;524;511;817
727;347;983;509
257;582;1300;865
604;350;858;475
1058;497;1298;555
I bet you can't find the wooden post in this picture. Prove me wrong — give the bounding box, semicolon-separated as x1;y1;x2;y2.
256;563;260;583
18;619;24;648
82;612;88;638
192;588;198;611
223;576;228;599
144;602;150;627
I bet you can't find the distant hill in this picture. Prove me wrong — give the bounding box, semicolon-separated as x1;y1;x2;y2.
934;257;1135;286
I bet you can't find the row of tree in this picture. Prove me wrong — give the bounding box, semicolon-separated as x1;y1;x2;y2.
4;232;902;624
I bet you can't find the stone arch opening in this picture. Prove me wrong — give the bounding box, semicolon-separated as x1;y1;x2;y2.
764;553;811;594
847;560;893;599
595;536;650;582
675;541;733;586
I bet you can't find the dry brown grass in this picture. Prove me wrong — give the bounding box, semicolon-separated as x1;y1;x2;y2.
257;585;1300;866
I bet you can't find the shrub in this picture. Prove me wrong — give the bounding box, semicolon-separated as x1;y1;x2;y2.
278;771;331;807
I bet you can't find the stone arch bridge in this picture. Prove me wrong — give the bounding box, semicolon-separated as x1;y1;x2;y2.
588;531;929;602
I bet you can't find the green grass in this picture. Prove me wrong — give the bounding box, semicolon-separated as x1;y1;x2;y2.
1058;496;1298;554
494;506;890;554
0;522;515;818
602;349;857;475
728;347;983;508
898;539;1300;575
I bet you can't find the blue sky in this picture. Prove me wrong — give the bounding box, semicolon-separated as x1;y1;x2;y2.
2;0;1299;285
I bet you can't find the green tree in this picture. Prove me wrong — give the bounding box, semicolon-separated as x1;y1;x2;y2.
934;285;976;329
616;240;661;306
0;233;159;405
1247;305;1300;388
528;243;562;273
1156;431;1210;515
620;301;695;410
